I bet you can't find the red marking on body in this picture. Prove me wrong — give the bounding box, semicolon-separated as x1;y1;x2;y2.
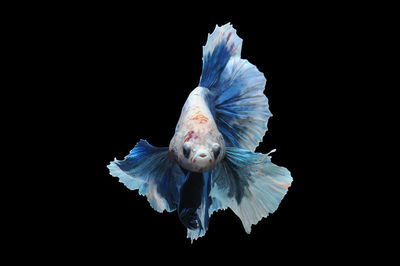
193;159;196;163
190;110;208;124
209;159;212;164
184;130;195;142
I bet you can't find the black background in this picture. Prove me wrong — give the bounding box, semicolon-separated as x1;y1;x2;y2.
17;2;371;263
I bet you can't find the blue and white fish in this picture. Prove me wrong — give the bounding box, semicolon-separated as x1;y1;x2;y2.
107;23;292;241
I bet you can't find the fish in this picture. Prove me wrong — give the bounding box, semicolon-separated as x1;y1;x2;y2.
107;23;293;242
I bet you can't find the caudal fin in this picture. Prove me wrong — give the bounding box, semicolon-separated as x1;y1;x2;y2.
200;23;271;151
107;140;185;213
210;147;292;233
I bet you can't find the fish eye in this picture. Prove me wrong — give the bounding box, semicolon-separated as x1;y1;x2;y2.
183;143;191;158
212;143;220;158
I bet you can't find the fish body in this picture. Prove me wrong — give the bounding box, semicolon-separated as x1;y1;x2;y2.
108;23;293;241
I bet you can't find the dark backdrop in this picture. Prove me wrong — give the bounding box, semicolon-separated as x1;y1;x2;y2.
30;3;361;262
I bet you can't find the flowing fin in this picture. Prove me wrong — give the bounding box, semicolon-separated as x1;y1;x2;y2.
200;23;271;151
199;23;242;88
210;147;292;233
178;171;212;242
107;140;185;213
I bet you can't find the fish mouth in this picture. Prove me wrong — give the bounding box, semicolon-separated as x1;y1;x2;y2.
192;150;213;168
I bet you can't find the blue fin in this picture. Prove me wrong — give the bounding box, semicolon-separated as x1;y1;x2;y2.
107;140;185;213
200;23;271;151
178;171;212;242
199;23;242;88
210;147;292;233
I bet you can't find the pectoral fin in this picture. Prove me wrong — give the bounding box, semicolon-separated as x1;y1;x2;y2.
210;147;292;233
107;140;185;213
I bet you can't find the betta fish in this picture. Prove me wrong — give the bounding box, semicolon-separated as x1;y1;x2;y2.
107;23;292;241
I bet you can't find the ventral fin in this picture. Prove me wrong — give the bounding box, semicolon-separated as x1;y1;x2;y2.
178;171;212;242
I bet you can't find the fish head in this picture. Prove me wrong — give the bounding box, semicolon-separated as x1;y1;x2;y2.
171;130;225;173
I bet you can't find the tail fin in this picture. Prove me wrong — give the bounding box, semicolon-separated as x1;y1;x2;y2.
200;23;271;151
107;140;185;213
210;147;292;233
